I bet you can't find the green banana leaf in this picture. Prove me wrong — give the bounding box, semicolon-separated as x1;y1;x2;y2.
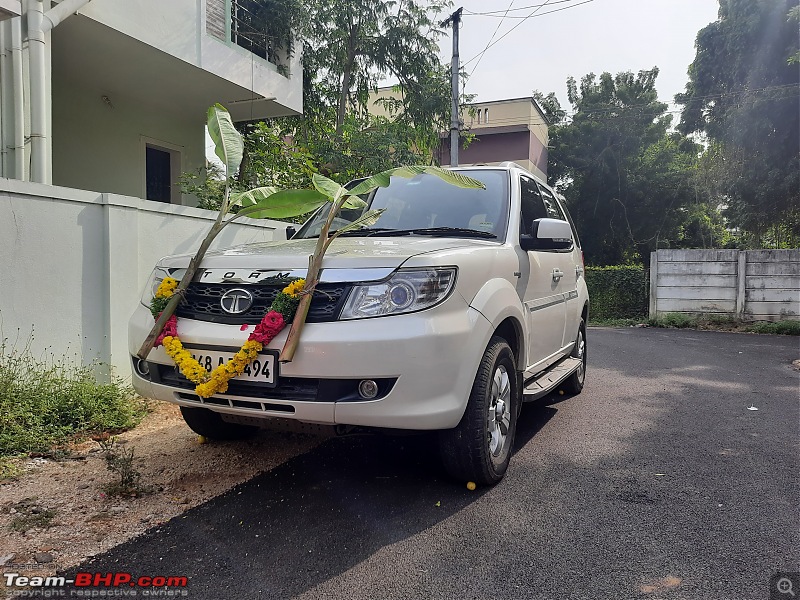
207;104;244;179
327;209;386;242
235;189;328;219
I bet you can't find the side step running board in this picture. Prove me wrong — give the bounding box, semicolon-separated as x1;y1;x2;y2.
522;356;582;401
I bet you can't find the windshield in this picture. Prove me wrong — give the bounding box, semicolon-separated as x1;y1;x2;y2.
295;170;509;240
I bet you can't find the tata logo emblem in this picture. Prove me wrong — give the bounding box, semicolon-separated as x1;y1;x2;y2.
220;288;253;314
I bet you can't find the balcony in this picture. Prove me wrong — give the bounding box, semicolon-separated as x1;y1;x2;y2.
230;0;291;72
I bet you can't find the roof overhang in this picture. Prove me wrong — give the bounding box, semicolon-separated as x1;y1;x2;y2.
0;0;21;21
52;14;300;123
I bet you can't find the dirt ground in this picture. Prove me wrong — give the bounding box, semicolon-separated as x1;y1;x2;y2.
0;402;323;594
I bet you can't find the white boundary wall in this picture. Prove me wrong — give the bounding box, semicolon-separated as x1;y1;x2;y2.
0;179;287;375
649;249;800;321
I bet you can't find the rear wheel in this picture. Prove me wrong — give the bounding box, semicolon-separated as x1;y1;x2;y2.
179;406;258;440
561;318;586;395
438;336;519;485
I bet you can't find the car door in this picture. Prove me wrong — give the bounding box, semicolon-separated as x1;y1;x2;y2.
537;181;580;348
519;175;568;372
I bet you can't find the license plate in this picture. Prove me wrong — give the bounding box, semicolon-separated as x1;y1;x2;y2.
188;348;278;387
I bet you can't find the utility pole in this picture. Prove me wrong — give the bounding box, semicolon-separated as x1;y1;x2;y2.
441;7;462;167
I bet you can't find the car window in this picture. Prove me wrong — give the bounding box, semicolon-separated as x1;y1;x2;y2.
556;195;582;249
520;176;547;235
536;182;564;221
370;170;508;237
297;170;510;240
293;178;369;239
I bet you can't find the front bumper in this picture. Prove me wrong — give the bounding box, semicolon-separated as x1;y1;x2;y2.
128;295;493;430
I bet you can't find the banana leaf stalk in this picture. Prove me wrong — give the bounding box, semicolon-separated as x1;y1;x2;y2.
279;187;358;362
135;105;245;360
135;220;226;360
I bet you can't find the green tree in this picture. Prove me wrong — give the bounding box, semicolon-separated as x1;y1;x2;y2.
676;0;800;246
543;69;699;265
299;0;450;136
239;0;454;187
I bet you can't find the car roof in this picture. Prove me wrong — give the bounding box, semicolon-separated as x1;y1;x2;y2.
449;163;547;187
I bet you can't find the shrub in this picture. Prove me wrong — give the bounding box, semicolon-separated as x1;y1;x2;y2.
585;265;649;321
747;320;800;335
648;313;800;335
0;342;147;457
649;312;696;328
97;436;152;497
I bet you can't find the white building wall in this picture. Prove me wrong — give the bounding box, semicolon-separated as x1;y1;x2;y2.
77;0;200;65
52;81;205;204
75;0;302;113
0;179;287;375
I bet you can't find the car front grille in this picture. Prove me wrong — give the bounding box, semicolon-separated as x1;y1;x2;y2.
175;282;352;325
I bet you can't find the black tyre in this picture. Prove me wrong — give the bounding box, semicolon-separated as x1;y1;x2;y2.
179;406;258;440
561;318;587;395
438;336;519;485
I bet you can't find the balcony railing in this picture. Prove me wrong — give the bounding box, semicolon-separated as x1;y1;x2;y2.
231;0;285;67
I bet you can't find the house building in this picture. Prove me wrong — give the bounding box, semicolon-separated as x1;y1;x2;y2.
0;0;302;203
370;87;550;181
0;0;296;372
439;96;550;181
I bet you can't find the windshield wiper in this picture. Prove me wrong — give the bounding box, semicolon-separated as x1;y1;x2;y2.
406;227;497;239
333;227;496;239
336;228;411;237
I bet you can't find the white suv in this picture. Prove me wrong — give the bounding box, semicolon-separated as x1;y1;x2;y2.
129;163;589;484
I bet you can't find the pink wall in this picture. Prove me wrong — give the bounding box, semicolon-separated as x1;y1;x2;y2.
439;128;548;177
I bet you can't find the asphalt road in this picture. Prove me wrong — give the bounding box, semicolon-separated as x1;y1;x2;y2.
62;328;799;600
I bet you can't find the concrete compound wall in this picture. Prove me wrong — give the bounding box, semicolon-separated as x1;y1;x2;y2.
649;249;800;321
0;179;286;375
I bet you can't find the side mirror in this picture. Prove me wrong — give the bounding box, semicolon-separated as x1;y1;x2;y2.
520;218;573;251
286;225;297;240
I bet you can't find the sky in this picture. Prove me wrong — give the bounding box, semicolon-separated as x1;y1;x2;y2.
431;0;721;112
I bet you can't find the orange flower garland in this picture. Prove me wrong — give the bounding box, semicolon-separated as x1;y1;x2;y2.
150;276;304;398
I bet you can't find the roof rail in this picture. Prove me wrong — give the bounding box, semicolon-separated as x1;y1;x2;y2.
498;161;527;170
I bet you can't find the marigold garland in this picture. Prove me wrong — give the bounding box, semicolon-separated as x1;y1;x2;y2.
150;276;305;398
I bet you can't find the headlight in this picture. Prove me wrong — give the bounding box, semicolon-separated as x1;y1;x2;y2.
340;268;457;319
140;267;186;305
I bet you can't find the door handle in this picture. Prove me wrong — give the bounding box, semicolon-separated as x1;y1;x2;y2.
552;268;564;282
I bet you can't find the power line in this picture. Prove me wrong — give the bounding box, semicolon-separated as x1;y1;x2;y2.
469;0;517;78
462;0;594;67
464;0;582;16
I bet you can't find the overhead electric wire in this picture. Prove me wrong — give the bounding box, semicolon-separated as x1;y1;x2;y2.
462;0;594;68
464;0;581;16
468;0;517;77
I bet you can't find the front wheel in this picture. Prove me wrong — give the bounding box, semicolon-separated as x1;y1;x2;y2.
438;336;519;485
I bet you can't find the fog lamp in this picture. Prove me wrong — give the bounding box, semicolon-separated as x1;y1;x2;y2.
358;379;379;399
